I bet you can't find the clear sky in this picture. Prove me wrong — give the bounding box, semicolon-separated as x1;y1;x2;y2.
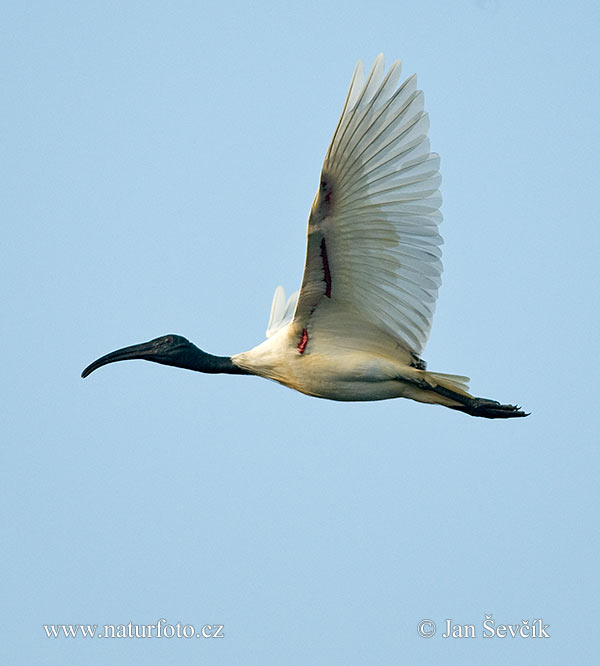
2;1;598;664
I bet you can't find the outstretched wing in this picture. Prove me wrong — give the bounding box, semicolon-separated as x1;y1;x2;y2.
293;54;443;355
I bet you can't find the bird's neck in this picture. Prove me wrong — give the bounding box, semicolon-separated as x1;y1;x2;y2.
171;346;251;375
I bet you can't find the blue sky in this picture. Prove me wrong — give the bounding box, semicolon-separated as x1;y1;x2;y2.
2;1;598;664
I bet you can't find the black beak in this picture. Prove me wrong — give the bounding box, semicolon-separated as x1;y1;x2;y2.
81;339;164;378
82;334;244;378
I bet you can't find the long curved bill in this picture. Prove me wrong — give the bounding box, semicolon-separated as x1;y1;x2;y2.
81;340;157;378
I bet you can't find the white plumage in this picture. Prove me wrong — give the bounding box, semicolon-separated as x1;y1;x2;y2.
266;285;298;339
293;54;442;355
83;55;527;419
235;55;449;400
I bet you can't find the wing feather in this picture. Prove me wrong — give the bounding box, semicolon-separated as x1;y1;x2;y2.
291;55;443;355
266;286;299;338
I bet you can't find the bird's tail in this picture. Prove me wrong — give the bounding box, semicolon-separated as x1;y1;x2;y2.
427;371;528;419
428;371;471;395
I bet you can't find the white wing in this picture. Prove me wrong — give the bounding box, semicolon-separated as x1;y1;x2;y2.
266;286;299;338
293;54;443;356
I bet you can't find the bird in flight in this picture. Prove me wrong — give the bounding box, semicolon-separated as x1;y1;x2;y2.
83;55;528;419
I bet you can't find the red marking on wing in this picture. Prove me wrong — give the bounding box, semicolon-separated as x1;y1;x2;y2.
297;328;309;354
314;175;334;219
320;238;332;298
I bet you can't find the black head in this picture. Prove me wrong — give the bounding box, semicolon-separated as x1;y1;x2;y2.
81;334;247;378
82;335;201;378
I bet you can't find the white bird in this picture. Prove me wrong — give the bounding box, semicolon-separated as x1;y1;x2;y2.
83;55;527;419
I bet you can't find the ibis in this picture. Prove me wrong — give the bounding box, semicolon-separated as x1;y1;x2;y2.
83;55;528;419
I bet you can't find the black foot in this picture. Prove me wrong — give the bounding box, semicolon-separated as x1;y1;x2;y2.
450;397;530;419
